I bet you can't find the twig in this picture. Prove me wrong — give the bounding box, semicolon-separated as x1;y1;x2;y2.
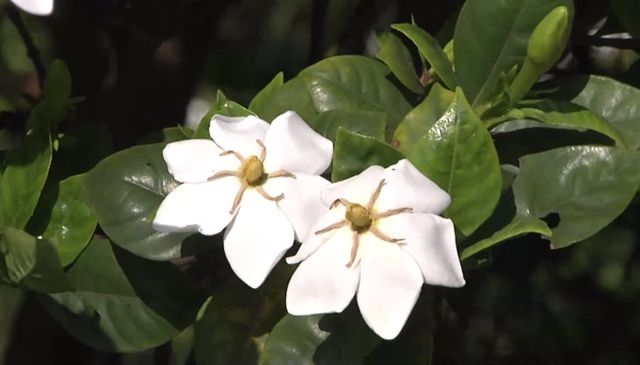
4;5;46;89
309;0;329;64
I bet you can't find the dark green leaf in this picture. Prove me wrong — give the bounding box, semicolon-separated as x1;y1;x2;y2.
0;123;52;230
409;88;502;236
261;304;380;365
0;227;72;293
513;146;640;248
25;174;97;267
331;128;403;182
83;144;218;260
193;90;254;139
540;75;640;149
454;0;573;107
307;110;386;143
38;238;207;353
392;23;457;90
375;31;423;94
138;127;193;145
249;72;285;112
610;0;640;38
43;59;72;125
300;56;412;141
253;77;317;123
393;83;454;156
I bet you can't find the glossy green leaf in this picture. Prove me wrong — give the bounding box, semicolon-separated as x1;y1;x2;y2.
307;110;386;143
610;0;640;38
25;174;97;267
0;123;52;230
300;56;412;141
0;227;72;293
460;216;551;260
38;238;207;353
540;75;640;149
261;304;380;365
43;59;72;125
454;0;573;107
409;88;502;236
193;90;254;139
138;127;193;145
513;146;640;249
375;31;423;94
522;99;628;148
249;72;284;112
83;144;217;260
331;128;403;182
393;83;454;156
392;23;457;90
253;77;317;123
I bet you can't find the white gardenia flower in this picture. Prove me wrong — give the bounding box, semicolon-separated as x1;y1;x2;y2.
153;111;333;289
11;0;53;15
285;160;465;340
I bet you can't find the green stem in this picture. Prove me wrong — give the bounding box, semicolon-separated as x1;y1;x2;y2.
506;57;543;109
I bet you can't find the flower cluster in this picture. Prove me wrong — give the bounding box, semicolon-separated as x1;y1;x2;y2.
154;111;465;339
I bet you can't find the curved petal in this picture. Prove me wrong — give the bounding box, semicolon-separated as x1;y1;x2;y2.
223;189;294;289
356;236;423;340
378;213;465;288
320;165;385;207
377;159;451;215
265;173;331;242
152;177;241;236
209;114;269;157
286;229;360;315
11;0;53;15
286;205;347;264
162;140;222;183
263;111;333;174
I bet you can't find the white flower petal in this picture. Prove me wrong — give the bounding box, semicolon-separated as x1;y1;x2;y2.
263;111;333;175
356;237;423;340
152;177;241;236
162;140;222;183
286;229;359;315
209;114;269;157
377;159;451;215
378;213;465;288
11;0;53;15
286;205;347;264
223;189;294;289
263;173;331;242
320;165;385;207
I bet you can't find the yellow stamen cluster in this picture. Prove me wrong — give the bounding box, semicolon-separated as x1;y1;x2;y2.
207;139;296;214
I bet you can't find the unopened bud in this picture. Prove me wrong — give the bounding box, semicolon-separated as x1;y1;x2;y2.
527;6;571;70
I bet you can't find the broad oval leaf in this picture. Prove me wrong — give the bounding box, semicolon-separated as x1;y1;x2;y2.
375;31;424;94
249;72;285;112
38;238;207;353
541;75;640;149
25;174;97;267
0;119;52;230
392;23;457;90
332;128;403;182
394;82;455;156
454;0;573;107
409;88;502;236
43;59;72;126
513;146;640;249
193;90;254;139
300;55;412;141
253;77;317;123
261;304;380;365
0;227;72;293
307;110;386;143
83;143;217;260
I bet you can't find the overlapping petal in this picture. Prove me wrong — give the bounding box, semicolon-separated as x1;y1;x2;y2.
152;177;241;236
320;165;385;207
263;111;333;174
209;114;269;157
286;205;347;264
162;139;222;183
223;189;295;289
11;0;53;15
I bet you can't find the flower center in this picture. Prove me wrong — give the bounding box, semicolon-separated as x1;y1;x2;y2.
207;139;296;214
315;179;413;268
242;155;265;186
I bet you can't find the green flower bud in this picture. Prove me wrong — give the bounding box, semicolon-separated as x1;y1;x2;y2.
527;6;571;70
